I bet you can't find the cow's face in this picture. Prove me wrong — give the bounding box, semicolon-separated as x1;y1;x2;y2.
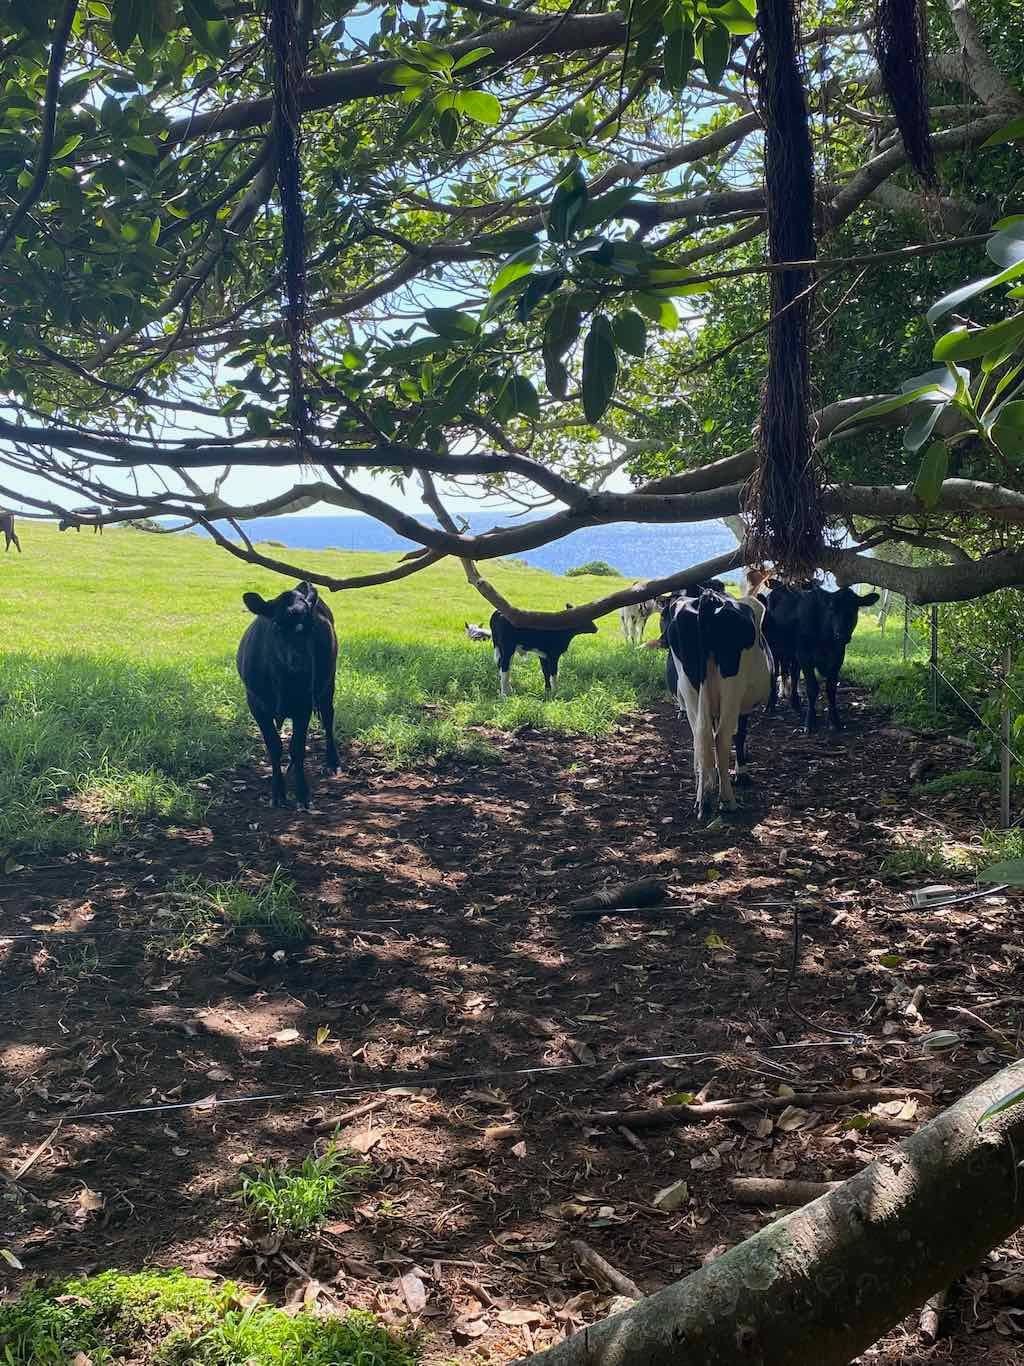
243;580;320;637
827;588;880;645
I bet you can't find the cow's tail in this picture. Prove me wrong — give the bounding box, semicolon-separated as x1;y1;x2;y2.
693;592;719;812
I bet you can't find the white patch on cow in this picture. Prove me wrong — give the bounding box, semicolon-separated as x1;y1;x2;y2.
670;591;771;819
619;584;655;646
499;668;510;698
493;646;501;667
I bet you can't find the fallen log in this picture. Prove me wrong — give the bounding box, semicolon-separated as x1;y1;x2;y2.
570;1240;642;1300
727;1177;839;1207
571;1086;932;1131
517;1058;1024;1366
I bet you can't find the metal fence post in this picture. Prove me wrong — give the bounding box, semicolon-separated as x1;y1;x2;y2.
930;605;938;712
1002;644;1013;830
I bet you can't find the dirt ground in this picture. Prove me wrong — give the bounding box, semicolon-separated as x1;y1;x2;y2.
3;685;1024;1363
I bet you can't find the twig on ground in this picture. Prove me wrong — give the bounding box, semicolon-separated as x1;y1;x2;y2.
570;1239;642;1300
727;1177;839;1206
310;1096;389;1132
570;1087;933;1131
919;1287;948;1343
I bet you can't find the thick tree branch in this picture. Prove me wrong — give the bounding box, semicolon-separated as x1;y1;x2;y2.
944;0;1024;112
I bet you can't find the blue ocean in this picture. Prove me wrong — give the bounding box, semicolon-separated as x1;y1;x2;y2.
198;513;739;581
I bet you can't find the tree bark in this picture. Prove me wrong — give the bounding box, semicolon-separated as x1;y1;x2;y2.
518;1059;1024;1366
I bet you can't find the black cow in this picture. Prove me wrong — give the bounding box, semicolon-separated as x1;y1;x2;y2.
1;510;20;553
489;605;598;697
237;580;340;809
663;585;771;819
761;583;879;732
59;505;103;534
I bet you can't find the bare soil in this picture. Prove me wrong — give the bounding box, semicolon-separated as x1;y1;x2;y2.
2;686;1024;1362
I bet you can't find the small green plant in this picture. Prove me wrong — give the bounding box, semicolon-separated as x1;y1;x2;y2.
565;559;620;577
60;942;100;979
0;1269;415;1365
239;1146;369;1235
913;768;1018;797
879;836;977;879
170;867;309;941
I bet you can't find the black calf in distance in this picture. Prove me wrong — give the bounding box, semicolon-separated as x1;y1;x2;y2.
237;580;340;808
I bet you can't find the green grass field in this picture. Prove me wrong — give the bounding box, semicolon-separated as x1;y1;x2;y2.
0;523;908;855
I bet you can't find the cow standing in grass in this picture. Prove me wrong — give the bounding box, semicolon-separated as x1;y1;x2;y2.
1;510;20;553
59;505;104;534
619;584;659;646
489;606;598;697
237;580;340;809
663;576;771;820
757;581;879;731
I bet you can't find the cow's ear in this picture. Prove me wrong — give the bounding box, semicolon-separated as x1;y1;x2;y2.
565;602;574;610
296;579;317;601
243;592;270;616
857;591;880;608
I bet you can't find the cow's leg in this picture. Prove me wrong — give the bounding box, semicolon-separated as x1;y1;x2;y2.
788;660;802;713
825;672;843;730
802;664;819;733
317;686;340;773
734;713;752;786
11;531;19;552
767;665;778;713
252;706;287;807
494;646;512;697
717;693;742;812
288;707;313;809
541;654;557;695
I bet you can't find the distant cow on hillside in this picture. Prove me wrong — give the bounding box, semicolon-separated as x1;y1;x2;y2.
758;582;879;731
1;510;20;553
59;505;103;534
237;580;340;809
662;577;771;820
489;606;598;697
619;584;659;646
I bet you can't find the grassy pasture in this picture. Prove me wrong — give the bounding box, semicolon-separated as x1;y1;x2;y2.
0;523;907;854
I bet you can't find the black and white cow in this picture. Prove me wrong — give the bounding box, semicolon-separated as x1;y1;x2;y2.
489;606;598;697
663;577;771;820
758;582;879;732
619;583;658;646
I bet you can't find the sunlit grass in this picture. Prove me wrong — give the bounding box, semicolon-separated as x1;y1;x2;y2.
239;1146;370;1235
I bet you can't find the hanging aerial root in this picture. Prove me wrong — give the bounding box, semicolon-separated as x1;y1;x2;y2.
874;0;937;187
266;0;312;444
745;0;823;577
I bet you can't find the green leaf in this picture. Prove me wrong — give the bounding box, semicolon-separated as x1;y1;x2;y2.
979;1083;1024;1126
53;134;83;160
578;186;640;229
992;401;1024;460
423;307;478;341
395;97;436;146
452;46;495;72
978;857;1024;885
182;1;231;59
833;385;945;430
987;220;1024;271
581;314;618;422
126;135;159;158
515;270;564;322
544;298;582;360
703;0;757;36
342;347;366;370
981;115;1024;149
468;229;540;255
700;22;731;86
933;313;1024;364
548;168;588;244
912;440;949;507
544;352;569;399
927;257;1024;325
490;244;540;297
456;90;501;126
388;63;429;86
612;309;647;357
904;402;946;453
664;26;695;92
112;0;140;53
507;374;541;420
437;107;460;149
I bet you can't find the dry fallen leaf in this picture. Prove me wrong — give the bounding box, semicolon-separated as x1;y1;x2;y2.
274;1028;301;1045
776;1106;812;1132
1;1248;24;1270
399;1271;427;1314
498;1308;543;1326
77;1186;104;1214
206;1067;232;1082
652;1179;689;1212
453;1315;490;1340
71;1355;93;1366
511;1139;528;1159
347;1129;382;1154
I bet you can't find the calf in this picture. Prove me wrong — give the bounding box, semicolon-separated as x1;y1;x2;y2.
59;505;103;534
619;583;658;646
0;510;20;553
237;580;340;809
490;605;598;697
760;583;879;731
664;582;771;820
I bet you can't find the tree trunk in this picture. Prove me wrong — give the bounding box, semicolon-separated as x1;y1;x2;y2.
518;1059;1024;1366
